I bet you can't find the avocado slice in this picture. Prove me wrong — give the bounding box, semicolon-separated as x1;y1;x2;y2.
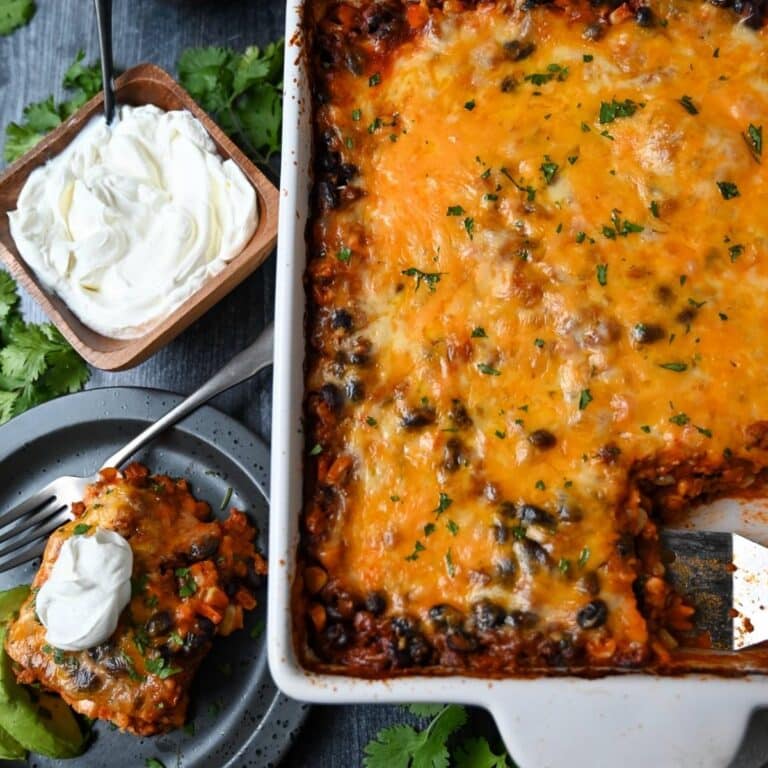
0;585;30;624
0;625;86;758
0;720;25;759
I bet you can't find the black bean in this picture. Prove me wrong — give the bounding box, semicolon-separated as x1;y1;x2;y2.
183;617;216;655
446;629;478;652
330;308;353;331
580;571;600;596
492;522;508;543
318;383;344;414
528;429;557;449
577;599;608;629
348;337;372;366
345;379;365;401
188;534;220;562
473;600;506;630
502;40;535;61
448;400;472;428
443;438;466;472
101;654;130;675
318;151;341;173
631;323;665;344
316;181;339;211
71;666;100;691
428;604;463;628
517;538;550;568
596;443;621;464
88;643;112;663
391;615;417;636
558;502;582;522
519;504;555;526
364;592;387;616
244;559;265;591
337;163;358;185
145;611;173;637
505;610;539;629
495;557;517;582
325;623;349;649
406;633;431;665
500;75;517;93
616;533;636;557
582;22;603;40
499;501;517;518
401;407;436;429
635;5;654;25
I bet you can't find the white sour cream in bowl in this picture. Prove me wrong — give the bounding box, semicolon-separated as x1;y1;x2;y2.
8;104;258;339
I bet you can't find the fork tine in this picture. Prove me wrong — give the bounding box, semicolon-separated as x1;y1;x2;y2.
0;483;57;528
0;498;69;545
0;539;46;575
0;508;69;561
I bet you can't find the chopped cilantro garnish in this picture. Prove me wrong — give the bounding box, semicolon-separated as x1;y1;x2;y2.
434;492;453;517
366;416;377;426
309;443;322;456
746;123;762;157
424;522;436;537
446;519;459;536
729;244;744;262
405;540;426;561
716;181;740;200
175;567;198;598
599;98;641;124
540;156;559;184
583;54;593;62
445;549;456;577
649;200;660;218
477;363;501;376
464;217;475;239
640;425;651;433
146;656;182;679
695;425;713;438
596;264;608;286
659;362;688;372
446;205;464;216
678;95;698;115
351;108;361;121
401;267;444;292
471;326;487;338
578;547;590;567
73;523;90;535
464;99;475;111
669;412;690;426
534;338;545;348
578;389;593;410
368;72;381;87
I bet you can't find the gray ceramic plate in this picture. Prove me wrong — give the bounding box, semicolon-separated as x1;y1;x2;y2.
0;387;308;768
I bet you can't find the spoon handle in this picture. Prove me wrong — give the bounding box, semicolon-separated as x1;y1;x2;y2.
93;0;115;124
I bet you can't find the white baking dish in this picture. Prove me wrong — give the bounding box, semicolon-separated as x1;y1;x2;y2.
267;4;768;765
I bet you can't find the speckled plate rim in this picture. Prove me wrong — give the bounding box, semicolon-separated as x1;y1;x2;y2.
0;386;308;768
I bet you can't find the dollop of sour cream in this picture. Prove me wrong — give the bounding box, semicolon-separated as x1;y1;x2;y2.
36;527;133;651
8;104;258;339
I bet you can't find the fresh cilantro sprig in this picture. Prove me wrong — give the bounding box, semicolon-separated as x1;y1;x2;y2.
4;50;102;162
0;271;89;425
0;0;35;37
178;41;284;164
363;705;516;768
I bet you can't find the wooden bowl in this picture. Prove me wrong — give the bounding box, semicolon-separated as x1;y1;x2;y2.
0;63;278;371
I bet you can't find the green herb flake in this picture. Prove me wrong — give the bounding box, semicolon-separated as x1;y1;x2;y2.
446;519;460;536
719;312;729;321
583;54;594;62
366;416;377;426
351;108;362;121
424;522;436;537
650;200;661;218
678;95;698;115
445;549;456;577
599;98;641;124
405;540;426;562
471;326;487;338
146;759;166;768
219;486;233;511
596;263;608;286
659;362;688;372
578;389;593;410
477;363;501;376
578;547;591;567
576;231;586;243
464;217;475;239
72;523;91;535
535;479;546;491
695;425;713;438
729;244;744;262
446;205;464;216
401;267;444;292
540;156;559;184
495;430;506;439
175;567;198;599
309;443;322;456
534;338;545;348
250;619;266;640
337;245;352;263
145;656;182;680
640;425;651;433
558;558;571;574
369;72;381;87
464;99;476;111
716;181;740;200
669;412;690;426
746;123;762;157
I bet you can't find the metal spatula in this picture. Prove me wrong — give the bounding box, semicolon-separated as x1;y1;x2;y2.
660;530;768;650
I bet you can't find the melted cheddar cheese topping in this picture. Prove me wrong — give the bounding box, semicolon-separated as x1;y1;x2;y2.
303;0;768;672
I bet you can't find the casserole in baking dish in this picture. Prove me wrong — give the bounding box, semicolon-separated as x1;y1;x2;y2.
270;0;768;763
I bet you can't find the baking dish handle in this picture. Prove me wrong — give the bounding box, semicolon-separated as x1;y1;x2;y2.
488;679;757;768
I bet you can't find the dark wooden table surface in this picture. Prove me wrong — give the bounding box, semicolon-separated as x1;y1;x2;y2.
2;2;768;767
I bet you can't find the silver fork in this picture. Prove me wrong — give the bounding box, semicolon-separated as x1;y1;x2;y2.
0;325;274;574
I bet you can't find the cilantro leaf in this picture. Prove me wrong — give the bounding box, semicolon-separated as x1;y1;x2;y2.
363;705;468;768
4;51;102;162
407;704;446;719
454;737;511;768
0;271;18;325
178;40;284;163
0;0;35;37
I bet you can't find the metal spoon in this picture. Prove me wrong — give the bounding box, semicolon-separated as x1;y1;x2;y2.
93;0;116;124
